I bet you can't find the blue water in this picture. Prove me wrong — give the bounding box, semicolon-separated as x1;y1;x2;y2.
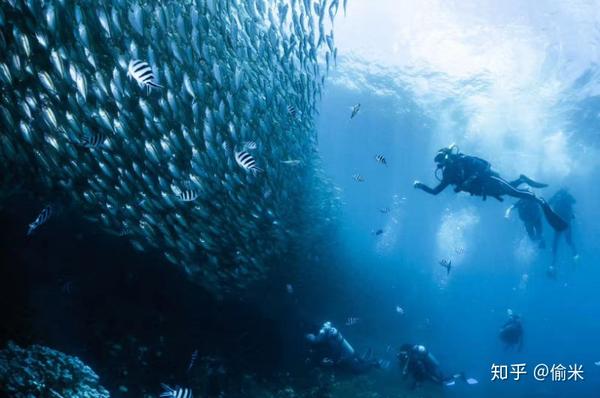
3;2;600;397
314;2;600;395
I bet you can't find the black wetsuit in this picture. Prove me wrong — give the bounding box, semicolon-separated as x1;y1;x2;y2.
499;316;523;351
306;323;381;375
513;198;545;247
549;189;577;265
415;151;568;231
399;345;453;388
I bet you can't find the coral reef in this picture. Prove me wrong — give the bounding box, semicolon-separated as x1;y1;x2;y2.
0;342;110;398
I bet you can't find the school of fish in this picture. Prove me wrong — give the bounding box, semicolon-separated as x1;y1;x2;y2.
0;0;345;294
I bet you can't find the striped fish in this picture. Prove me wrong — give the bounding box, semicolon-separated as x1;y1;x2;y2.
171;183;200;202
186;349;198;373
243;141;257;150
127;60;162;93
160;384;193;398
287;105;297;118
80;132;106;148
235;150;262;173
27;205;53;236
375;154;387;166
350;103;361;119
352;174;365;182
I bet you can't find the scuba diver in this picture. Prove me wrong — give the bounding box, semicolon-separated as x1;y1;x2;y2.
413;144;568;232
505;198;546;248
397;344;478;389
499;312;524;351
548;188;579;276
205;357;227;398
305;321;384;375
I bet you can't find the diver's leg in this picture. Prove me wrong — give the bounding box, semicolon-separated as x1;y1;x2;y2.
552;232;561;266
491;178;568;231
490;177;537;200
565;227;578;257
535;221;546;248
509;175;548;189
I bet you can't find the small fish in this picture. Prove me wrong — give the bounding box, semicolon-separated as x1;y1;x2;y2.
322;357;334;365
61;281;73;294
280;159;301;166
379;207;390;214
80;132;106;148
171;184;200;202
396;306;404;315
128;60;162;93
439;259;451;275
286;284;294;294
235;150;262;173
160;384;193;398
352;174;364;182
373;229;383;236
375;154;387;166
455;247;465;255
27;205;53;236
243;141;257;150
186;349;198;373
350;103;360;119
346;317;360;326
594;361;600;366
379;360;391;369
287;105;297;118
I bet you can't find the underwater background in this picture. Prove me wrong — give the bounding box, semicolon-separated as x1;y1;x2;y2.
2;0;600;397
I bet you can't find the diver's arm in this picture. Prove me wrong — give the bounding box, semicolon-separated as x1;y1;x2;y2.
306;332;325;344
414;180;449;195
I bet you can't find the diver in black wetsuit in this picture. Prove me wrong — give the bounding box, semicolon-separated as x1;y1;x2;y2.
547;188;579;276
505;198;546;248
305;321;383;375
499;314;524;351
413;145;568;231
397;344;478;389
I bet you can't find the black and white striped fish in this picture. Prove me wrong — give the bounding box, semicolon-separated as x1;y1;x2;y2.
127;60;162;93
235;150;262;173
243;141;257;150
171;183;200;202
186;349;198;373
350;103;361;119
287;105;297;118
80;132;106;148
27;205;53;236
160;384;193;398
375;154;387;166
352;174;365;182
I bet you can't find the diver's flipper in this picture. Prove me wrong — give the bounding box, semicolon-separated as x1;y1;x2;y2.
539;199;568;231
518;174;548;189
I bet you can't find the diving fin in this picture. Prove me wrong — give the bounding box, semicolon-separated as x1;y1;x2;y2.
518;174;548;189
540;199;568;231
